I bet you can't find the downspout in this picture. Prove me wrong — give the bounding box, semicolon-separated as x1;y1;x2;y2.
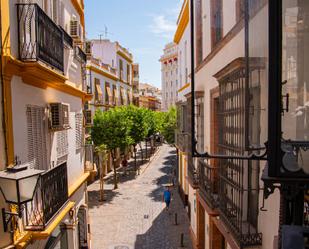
190;0;196;157
0;2;13;247
0;0;8;168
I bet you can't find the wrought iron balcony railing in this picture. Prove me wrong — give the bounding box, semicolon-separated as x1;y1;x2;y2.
17;4;64;72
59;25;73;48
198;159;219;209
23;163;68;230
187;163;199;189
176;132;190;153
75;46;87;64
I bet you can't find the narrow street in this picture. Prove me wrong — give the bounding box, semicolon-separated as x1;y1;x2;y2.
88;144;193;249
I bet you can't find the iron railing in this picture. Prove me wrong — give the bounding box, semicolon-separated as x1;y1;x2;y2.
23;163;68;230
75;46;87;64
59;25;73;48
17;4;64;72
198;159;219;209
187;162;198;188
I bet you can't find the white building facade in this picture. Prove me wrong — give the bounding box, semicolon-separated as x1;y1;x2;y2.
1;0;93;248
160;42;179;111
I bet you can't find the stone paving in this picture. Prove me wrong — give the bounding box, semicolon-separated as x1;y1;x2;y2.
88;144;193;249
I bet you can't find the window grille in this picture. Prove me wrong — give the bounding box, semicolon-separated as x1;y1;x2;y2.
27;105;49;170
75;113;83;150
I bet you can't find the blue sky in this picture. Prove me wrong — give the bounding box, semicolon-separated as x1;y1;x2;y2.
84;0;182;88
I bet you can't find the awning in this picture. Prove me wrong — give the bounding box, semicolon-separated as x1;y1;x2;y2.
127;91;131;104
95;83;103;96
106;86;112;105
120;88;126;105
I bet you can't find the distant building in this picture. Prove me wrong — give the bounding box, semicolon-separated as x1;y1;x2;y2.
132;63;140;106
86;39;134;114
160;42;179;111
139;83;162;111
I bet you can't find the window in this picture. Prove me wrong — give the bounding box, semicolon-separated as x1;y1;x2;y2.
196;0;203;64
127;64;130;83
77;207;88;249
94;78;103;103
211;0;223;47
105;82;112;105
119;59;123;80
27;105;48;170
75;113;83;150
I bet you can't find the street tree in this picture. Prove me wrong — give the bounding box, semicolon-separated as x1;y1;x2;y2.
161;107;177;145
92;107;133;189
125;105;149;172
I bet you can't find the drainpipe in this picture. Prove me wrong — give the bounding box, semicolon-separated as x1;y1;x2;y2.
0;2;13;247
0;0;8;168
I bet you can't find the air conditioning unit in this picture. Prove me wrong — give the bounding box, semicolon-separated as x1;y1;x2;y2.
49;103;70;130
84;110;92;126
70;20;80;38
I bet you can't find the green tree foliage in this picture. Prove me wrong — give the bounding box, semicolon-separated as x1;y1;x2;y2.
161;107;177;145
92;107;133;189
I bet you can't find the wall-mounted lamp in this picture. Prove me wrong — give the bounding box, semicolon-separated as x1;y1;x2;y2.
0;164;43;232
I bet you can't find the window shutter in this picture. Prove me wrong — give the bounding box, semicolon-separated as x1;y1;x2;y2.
27;105;48;170
75;112;83;149
57;130;68;159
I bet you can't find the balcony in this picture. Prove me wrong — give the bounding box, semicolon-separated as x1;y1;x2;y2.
75;46;87;64
176;131;189;153
198;159;219;210
17;4;64;72
23;163;68;230
187;163;199;189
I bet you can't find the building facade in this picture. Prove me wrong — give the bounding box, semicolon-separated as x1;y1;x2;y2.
132;63;140;106
0;0;93;248
138;83;162;111
160;42;179;111
174;0;290;249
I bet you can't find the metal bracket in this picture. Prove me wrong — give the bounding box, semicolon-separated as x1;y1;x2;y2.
2;208;19;233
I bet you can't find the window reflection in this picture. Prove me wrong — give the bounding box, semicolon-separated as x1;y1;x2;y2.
282;0;309;173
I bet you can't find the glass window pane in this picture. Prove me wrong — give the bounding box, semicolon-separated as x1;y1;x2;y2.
282;0;309;173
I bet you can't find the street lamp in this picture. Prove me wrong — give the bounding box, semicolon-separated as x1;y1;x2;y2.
0;164;43;232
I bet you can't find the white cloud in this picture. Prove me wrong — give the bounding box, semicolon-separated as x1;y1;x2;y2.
149;15;177;39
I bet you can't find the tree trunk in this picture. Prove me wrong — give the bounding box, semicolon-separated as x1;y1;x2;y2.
139;143;143;163
98;151;107;201
134;145;137;172
145;139;148;159
111;149;118;189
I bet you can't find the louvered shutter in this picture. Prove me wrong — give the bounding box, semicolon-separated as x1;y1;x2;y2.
57;130;68;159
27;105;48;170
75;113;83;149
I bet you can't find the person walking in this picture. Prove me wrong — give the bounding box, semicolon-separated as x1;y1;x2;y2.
163;186;171;211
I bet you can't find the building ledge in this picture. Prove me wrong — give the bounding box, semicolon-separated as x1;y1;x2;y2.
5;56;92;100
68;172;90;197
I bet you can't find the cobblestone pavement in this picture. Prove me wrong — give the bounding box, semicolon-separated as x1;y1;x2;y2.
88;144;193;249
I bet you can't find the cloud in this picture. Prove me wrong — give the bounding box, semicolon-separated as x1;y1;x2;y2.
149;15;177;39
